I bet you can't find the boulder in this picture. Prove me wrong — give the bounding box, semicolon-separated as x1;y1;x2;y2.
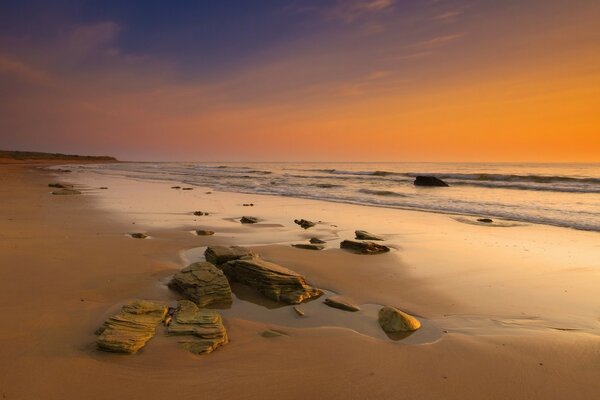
96;300;168;354
477;218;493;223
355;230;383;241
240;216;259;224
130;233;148;239
205;245;253;266
414;176;449;187
222;256;322;304
167;300;228;355
168;262;232;307
340;240;389;255
378;306;421;332
195;230;215;236
324;296;360;312
51;188;81;195
291;244;324;251
294;219;316;229
309;238;326;244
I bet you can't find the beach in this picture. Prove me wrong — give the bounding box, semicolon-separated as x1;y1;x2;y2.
0;162;599;400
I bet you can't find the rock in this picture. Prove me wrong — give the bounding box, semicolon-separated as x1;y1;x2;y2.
242;203;254;207
168;262;232;307
355;230;383;241
48;183;73;188
414;176;449;187
205;246;253;266
96;300;168;354
167;300;228;355
291;244;324;250
294;219;316;229
51;188;81;195
222;256;323;304
240;216;259;224
182;187;193;190
193;211;207;216
309;238;326;244
171;186;181;189
293;306;305;317
378;306;421;332
99;187;108;190
260;329;287;338
324;296;361;312
340;240;390;254
477;218;493;223
130;233;148;239
195;230;215;236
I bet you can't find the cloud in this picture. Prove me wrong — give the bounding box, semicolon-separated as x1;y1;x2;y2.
68;21;121;53
0;54;53;86
327;0;394;23
433;10;462;21
417;32;465;48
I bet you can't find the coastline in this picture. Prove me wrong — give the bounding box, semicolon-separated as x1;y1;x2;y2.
0;162;599;399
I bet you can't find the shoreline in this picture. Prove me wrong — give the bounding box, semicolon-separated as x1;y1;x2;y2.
0;163;599;399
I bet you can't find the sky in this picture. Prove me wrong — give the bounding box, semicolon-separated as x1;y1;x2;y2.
0;0;599;162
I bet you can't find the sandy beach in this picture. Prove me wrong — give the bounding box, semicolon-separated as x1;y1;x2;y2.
0;162;599;400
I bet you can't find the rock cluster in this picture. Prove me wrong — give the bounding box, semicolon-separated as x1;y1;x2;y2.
167;300;228;355
340;240;389;254
205;245;254;265
96;300;168;353
168;262;233;307
378;306;421;332
414;176;449;187
193;211;209;216
355;230;383;241
222;256;322;304
294;219;316;229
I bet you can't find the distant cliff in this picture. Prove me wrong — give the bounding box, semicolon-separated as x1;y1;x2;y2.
0;150;118;162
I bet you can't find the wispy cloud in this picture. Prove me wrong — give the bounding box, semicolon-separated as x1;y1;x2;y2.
433;10;462;21
327;0;394;23
0;54;53;86
417;32;465;48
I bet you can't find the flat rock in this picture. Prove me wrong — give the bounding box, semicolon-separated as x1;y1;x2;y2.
414;176;449;187
130;233;148;239
477;218;493;223
355;230;383;241
96;300;168;354
378;306;421;332
324;296;361;312
240;216;259;224
340;240;390;255
51;188;81;195
291;244;324;250
167;300;228;355
48;183;73;188
309;237;326;244
222;256;323;304
260;329;287;338
195;230;215;236
205;245;253;265
168;262;232;307
294;219;316;229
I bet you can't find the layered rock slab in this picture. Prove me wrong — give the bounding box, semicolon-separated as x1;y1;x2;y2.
205;245;253;265
168;261;233;307
340;240;390;254
167;300;228;355
222;256;322;304
96;300;168;354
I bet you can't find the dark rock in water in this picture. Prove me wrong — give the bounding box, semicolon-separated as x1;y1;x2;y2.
51;188;81;195
242;203;254;207
291;244;324;251
193;211;207;216
414;176;449;187
168;262;232;307
130;233;148;239
294;219;316;229
195;230;215;236
222;256;323;304
355;230;383;241
309;237;326;244
171;186;181;189
99;187;108;190
56;169;72;173
48;183;73;188
205;245;254;265
340;240;389;255
477;218;493;223
324;296;360;312
182;187;194;191
166;300;228;355
96;300;168;354
378;306;421;332
240;216;259;224
205;191;212;194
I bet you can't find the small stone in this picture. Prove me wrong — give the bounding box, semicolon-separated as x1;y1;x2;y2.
309;238;326;244
260;329;287;338
477;218;493;223
355;230;383;241
378;306;421;333
171;186;181;189
48;183;73;188
324;296;360;312
293;306;305;317
291;244;324;250
182;187;193;190
240;216;259;224
130;233;148;239
340;240;389;255
99;187;108;189
195;230;215;236
294;219;316;229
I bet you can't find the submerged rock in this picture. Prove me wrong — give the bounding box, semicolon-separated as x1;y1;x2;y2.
222;256;323;304
378;306;421;333
96;300;168;354
324;296;360;312
340;240;389;255
48;183;73;188
182;187;194;190
291;244;324;251
355;230;383;241
99;187;108;190
195;230;215;236
414;176;449;187
205;245;253;266
240;216;259;224
51;188;81;195
168;262;232;307
167;300;228;355
477;218;493;223
294;219;316;229
171;186;181;189
130;233;148;239
309;237;326;244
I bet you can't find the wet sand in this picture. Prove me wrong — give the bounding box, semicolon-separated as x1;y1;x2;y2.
0;163;599;399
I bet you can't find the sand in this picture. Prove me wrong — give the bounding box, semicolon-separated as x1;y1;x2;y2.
0;162;599;399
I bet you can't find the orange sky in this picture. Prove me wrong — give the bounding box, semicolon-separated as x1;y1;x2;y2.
0;0;599;161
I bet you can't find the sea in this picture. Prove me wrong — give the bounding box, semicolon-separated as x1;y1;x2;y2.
71;162;600;233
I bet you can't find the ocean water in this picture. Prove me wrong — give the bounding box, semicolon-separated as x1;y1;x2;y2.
71;162;600;232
